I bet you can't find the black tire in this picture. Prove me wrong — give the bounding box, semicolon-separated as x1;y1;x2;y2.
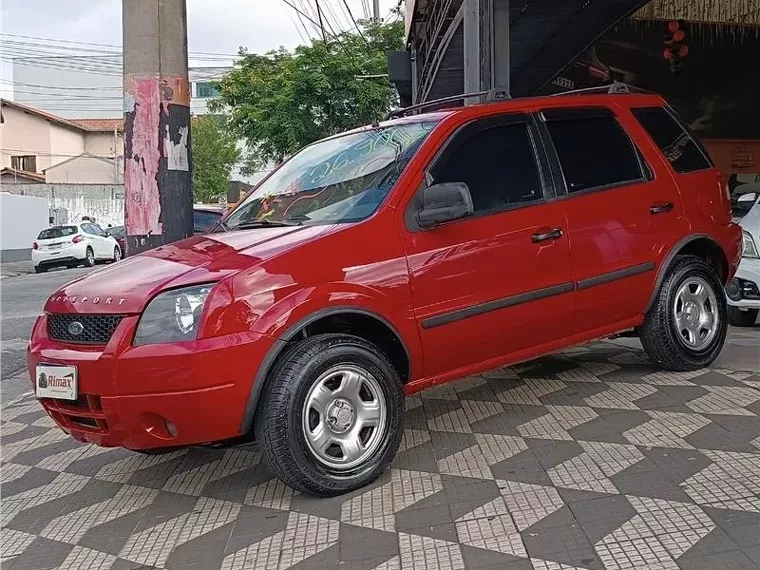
255;334;404;497
34;266;47;274
728;306;759;327
640;255;728;371
112;246;121;263
84;247;95;267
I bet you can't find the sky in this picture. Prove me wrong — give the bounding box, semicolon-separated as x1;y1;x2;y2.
0;0;401;96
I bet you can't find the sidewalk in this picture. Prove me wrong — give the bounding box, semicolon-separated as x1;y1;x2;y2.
0;261;32;279
2;340;759;570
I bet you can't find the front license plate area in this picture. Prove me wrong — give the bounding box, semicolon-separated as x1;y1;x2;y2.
35;364;78;400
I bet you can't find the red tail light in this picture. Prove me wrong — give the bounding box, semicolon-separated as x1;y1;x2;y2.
72;235;84;244
33;242;39;250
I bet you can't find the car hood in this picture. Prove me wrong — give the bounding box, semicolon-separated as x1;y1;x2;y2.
45;225;337;314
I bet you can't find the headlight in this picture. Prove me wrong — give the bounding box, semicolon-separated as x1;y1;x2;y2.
133;284;214;346
742;230;759;259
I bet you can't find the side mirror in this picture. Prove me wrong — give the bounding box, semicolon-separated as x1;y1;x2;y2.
417;182;474;228
737;192;758;204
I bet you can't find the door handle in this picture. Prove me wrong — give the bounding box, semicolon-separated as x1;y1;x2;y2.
650;201;674;215
531;228;563;243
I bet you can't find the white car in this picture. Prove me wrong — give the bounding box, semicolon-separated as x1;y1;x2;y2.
726;193;760;326
32;222;122;274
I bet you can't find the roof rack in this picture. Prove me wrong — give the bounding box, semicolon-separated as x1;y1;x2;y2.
385;88;510;120
550;81;654;97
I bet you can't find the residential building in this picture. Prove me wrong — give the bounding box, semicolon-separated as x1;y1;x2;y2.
0;99;123;184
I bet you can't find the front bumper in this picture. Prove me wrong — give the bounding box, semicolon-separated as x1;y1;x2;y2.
28;314;273;450
726;257;760;309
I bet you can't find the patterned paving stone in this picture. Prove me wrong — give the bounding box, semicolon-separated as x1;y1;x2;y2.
2;342;759;570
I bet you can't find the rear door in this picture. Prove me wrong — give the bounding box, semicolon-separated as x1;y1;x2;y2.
400;112;574;378
538;105;686;334
82;223;107;258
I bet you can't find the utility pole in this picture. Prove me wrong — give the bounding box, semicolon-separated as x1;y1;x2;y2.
123;0;193;256
373;0;380;20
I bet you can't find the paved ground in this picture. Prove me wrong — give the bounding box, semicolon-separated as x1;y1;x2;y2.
2;271;760;570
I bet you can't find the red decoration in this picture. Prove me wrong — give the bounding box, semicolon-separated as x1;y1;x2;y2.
679;45;689;57
673;30;685;42
668;20;680;32
663;48;673;60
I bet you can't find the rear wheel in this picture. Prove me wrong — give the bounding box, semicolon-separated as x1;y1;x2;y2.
256;334;404;497
112;246;121;263
640;255;727;371
728;306;759;327
84;247;95;267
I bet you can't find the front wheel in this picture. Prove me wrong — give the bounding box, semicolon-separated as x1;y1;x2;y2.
640;255;728;371
256;334;404;497
728;306;759;327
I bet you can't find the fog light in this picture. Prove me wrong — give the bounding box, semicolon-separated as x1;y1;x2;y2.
165;420;178;438
726;279;742;301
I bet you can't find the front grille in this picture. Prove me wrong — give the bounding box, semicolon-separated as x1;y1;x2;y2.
48;314;124;345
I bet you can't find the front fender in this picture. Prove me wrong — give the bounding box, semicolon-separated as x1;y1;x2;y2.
235;284;423;434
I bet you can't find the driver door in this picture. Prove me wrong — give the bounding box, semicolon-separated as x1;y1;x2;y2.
400;113;574;378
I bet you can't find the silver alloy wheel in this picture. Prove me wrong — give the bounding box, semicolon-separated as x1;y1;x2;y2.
672;276;719;351
87;249;94;264
302;364;387;471
114;247;121;262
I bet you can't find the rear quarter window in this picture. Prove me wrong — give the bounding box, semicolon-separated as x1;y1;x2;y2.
631;107;713;174
38;226;77;239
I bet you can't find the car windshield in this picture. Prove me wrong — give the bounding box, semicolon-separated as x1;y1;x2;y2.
106;226;126;238
38;226;77;240
223;121;437;229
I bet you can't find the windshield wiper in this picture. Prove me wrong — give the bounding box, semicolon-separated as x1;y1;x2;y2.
232;219;301;230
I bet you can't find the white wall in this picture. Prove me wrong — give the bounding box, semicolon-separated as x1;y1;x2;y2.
0;193;49;261
11;184;125;229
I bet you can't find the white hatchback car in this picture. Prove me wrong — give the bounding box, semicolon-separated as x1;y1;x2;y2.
727;193;760;326
32;222;122;273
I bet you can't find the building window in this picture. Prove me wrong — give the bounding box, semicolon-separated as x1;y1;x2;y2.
11;155;37;173
195;82;220;99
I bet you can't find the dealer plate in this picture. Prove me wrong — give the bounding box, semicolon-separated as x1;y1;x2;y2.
35;364;78;400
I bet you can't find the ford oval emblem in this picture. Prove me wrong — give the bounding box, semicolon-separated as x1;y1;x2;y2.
68;321;84;336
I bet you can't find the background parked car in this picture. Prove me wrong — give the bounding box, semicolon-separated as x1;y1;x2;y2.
32;222;121;273
105;225;127;257
726;192;760;326
193;205;225;233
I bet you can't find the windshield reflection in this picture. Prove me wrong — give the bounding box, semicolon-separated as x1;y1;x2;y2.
224;121;437;229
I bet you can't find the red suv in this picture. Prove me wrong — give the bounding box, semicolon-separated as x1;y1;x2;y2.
28;90;741;496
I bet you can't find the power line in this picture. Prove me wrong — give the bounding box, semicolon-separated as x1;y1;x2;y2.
339;0;370;46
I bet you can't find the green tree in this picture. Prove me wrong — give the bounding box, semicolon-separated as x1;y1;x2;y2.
191;115;240;203
213;18;404;168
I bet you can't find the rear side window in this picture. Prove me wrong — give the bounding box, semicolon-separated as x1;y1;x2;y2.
38;226;77;239
631;107;713;174
544;112;643;193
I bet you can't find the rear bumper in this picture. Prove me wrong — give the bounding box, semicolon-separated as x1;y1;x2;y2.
28;314;273;450
32;243;88;267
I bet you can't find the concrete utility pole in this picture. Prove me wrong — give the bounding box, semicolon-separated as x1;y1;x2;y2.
373;0;380;20
463;0;510;101
123;0;193;256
